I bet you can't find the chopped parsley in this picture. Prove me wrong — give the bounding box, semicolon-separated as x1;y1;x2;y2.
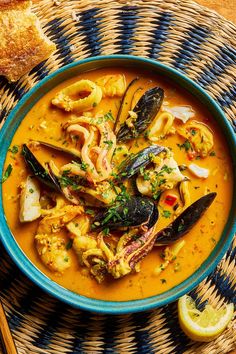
177;223;185;232
103;140;113;149
211;237;216;244
59;171;81;190
102;227;110;236
64;256;69;262
93;184;131;230
85;209;95;215
160;264;165;271
1;164;13;183
66;239;73;250
81;161;88;171
139;167;150;181
101;208;122;225
29;188;34;194
177;140;192;152
149;165;174;199
8;145;19;154
161;165;174;174
123;207;129;215
131;234;140;241
161;210;171;218
210;151;216;156
104;111;114;121
160;279;167;284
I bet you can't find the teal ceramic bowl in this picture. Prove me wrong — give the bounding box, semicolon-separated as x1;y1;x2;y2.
0;55;235;314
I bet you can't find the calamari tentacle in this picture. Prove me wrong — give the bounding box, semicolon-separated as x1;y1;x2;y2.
107;227;156;279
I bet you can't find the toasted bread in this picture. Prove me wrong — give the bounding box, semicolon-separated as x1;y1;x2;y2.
0;0;56;81
0;0;30;10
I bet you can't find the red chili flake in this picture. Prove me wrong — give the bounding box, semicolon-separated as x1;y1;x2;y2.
164;194;177;206
187;151;197;160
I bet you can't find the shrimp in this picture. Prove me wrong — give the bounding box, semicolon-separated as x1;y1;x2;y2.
35;205;83;273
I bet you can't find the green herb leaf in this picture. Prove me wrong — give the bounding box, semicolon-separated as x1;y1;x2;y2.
66;239;73;250
103;140;113;149
162;210;171;218
85;209;95;215
1;164;13;183
177;223;185;232
8;145;19;154
211;237;216;244
59;171;82;190
177;140;192;152
104;111;114;121
102;227;110;236
81;161;88;171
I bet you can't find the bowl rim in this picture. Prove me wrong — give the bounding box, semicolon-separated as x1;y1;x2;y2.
0;55;235;314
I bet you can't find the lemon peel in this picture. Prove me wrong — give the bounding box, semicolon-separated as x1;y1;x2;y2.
178;294;234;342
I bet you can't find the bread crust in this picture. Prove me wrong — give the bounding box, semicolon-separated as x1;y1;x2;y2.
0;0;56;81
0;0;30;10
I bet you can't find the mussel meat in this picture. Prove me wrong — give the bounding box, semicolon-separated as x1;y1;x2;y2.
116;86;164;142
155;192;217;246
92;196;159;230
118;145;166;180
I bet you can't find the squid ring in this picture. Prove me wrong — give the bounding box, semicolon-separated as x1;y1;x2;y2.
148;111;174;141
52;79;103;112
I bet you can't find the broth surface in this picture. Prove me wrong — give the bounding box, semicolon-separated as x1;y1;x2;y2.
2;67;233;301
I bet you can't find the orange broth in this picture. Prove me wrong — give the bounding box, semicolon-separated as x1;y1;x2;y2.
2;67;233;301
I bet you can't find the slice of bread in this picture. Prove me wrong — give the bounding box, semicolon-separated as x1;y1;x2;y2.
0;0;56;81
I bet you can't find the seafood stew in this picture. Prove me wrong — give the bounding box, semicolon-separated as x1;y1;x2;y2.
2;67;233;301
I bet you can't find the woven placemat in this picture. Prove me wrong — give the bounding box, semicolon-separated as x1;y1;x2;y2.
0;0;235;353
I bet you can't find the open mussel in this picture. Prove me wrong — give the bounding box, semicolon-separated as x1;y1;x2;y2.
32;140;81;159
155;192;217;246
118;145;166;180
116;85;164;142
22;144;61;192
114;77;140;133
92;196;159;230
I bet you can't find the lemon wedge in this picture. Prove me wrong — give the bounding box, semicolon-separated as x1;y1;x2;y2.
178;295;234;342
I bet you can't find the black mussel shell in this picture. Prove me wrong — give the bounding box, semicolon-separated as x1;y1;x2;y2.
155;192;217;246
32;140;81;159
92;196;159;230
114;77;140;133
22;144;61;192
117;86;164;142
118;145;166;180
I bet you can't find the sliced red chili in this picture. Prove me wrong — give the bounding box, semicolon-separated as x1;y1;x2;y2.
164;195;177;206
